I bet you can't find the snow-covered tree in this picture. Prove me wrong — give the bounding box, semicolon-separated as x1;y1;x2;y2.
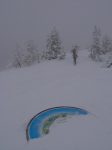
90;26;102;61
101;35;112;54
11;41;41;68
23;40;40;66
101;35;112;68
46;28;65;60
11;44;23;68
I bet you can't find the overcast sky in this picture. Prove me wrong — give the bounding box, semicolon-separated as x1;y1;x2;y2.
0;0;112;70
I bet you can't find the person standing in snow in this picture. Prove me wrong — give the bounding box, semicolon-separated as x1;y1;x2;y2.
72;46;78;65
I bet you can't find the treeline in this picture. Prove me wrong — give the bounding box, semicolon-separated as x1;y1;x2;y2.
11;28;65;68
89;26;112;67
10;26;112;68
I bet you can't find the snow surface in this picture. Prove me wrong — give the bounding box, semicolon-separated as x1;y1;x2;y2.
0;50;112;150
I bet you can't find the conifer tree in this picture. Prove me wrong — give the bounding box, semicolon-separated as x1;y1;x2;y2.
90;26;102;61
46;28;65;60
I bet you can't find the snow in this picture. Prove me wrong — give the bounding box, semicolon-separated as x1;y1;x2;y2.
0;50;112;150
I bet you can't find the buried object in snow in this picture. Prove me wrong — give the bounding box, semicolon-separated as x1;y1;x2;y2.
26;106;89;141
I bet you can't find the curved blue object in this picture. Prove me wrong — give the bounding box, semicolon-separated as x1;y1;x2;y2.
26;106;89;141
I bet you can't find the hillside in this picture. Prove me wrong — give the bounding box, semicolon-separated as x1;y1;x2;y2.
0;50;112;150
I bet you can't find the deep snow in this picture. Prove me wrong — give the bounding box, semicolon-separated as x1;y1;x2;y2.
0;50;112;150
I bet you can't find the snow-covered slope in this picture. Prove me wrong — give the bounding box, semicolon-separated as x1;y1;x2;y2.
0;50;112;150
